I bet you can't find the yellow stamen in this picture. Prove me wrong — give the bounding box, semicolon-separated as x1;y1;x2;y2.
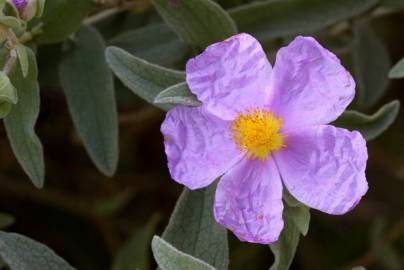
230;109;286;160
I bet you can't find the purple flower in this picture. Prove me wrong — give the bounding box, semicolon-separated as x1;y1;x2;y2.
161;34;368;244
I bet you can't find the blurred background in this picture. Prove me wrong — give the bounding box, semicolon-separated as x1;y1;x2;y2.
0;0;404;269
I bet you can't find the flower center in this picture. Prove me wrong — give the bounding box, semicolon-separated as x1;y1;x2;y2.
230;109;285;160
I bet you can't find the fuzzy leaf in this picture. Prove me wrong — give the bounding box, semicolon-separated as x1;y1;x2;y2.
0;71;18;105
0;231;76;270
4;49;44;188
0;101;12;119
389;57;404;79
105;46;184;110
152;236;215;270
60;25;118;176
108;23;188;66
154;82;201;108
334;100;400;141
0;16;22;28
162;185;228;270
15;44;29;78
353;20;391;108
283;192;310;236
230;0;378;42
152;0;237;48
269;199;310;270
37;0;94;44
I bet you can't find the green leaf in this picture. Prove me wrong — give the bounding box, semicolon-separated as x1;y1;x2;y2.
0;231;76;270
162;185;228;270
15;44;29;78
0;213;15;229
229;0;378;42
334;100;400;141
112;215;160;270
0;16;23;29
36;0;94;44
0;71;18;105
269;198;310;270
105;46;184;110
60;25;118;176
154;82;201;107
3;49;44;188
0;101;12;119
108;23;189;66
283;191;310;236
152;0;237;48
152;236;216;270
36;0;46;17
389;57;404;79
353;20;391;108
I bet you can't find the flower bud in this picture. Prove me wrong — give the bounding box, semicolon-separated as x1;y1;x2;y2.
8;0;37;21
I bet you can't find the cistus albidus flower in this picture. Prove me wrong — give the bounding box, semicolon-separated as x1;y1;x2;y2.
161;33;368;244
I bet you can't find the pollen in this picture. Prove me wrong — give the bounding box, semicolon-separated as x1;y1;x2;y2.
230;109;285;160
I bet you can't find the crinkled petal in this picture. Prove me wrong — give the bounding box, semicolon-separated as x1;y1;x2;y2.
161;106;243;190
275;125;368;215
214;158;284;244
269;36;355;130
186;33;273;121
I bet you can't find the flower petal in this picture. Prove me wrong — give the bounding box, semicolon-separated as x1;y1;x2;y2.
186;33;273;121
214;158;284;244
269;36;355;129
161;106;243;190
275;125;368;215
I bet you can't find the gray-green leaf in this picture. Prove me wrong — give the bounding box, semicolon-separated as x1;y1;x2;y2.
283;192;310;236
162;185;228;270
15;44;29;78
230;0;378;42
0;71;18;105
353;20;391;108
108;23;188;66
37;0;94;44
60;25;118;176
154;82;201;108
334;100;400;141
0;231;76;270
152;236;216;270
4;49;44;188
152;0;237;48
0;16;22;29
389;57;404;79
105;46;184;110
269;198;310;270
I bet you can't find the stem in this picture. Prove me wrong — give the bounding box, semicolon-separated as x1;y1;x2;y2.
84;0;151;24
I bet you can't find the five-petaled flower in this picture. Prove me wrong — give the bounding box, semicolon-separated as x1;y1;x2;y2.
161;33;368;244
